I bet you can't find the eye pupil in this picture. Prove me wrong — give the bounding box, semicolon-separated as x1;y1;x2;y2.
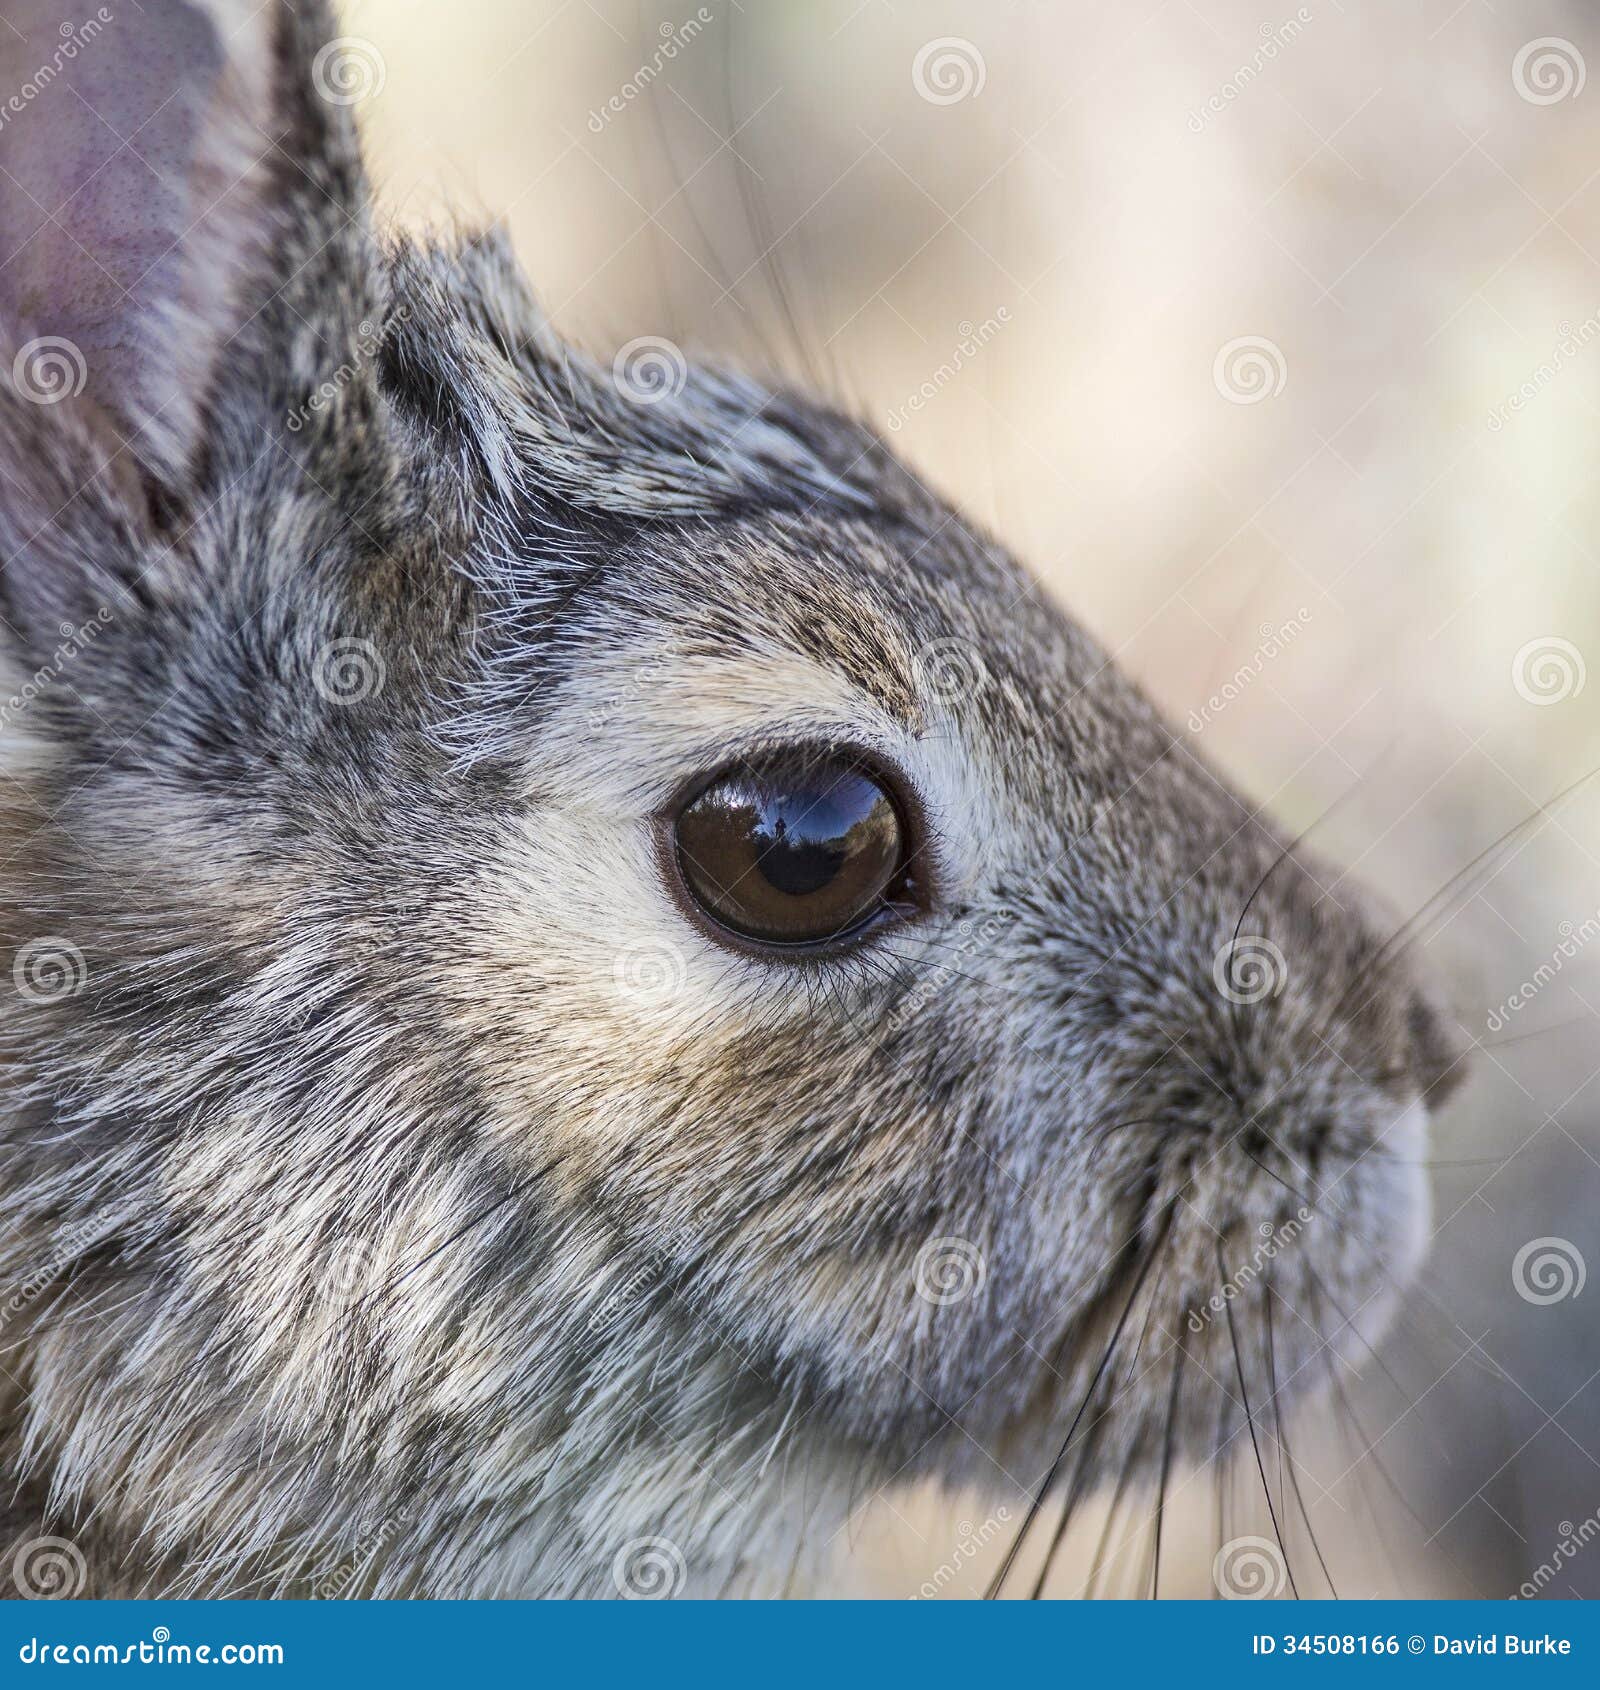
755;787;873;897
757;821;842;898
673;755;913;948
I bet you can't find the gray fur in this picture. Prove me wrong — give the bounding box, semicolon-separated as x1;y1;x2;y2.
0;0;1461;1597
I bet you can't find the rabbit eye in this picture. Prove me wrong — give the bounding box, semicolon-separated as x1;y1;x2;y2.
671;752;914;949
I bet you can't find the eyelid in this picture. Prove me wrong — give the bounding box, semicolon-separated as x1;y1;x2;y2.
662;734;890;814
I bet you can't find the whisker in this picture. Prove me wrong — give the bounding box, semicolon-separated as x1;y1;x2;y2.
1478;1010;1598;1051
1025;1405;1106;1600
1081;1432;1142;1599
1213;752;1384;1051
1151;1337;1185;1599
1085;1117;1166;1169
986;1204;1175;1599
1314;1353;1414;1597
1214;1377;1233;1596
1220;1238;1299;1599
1304;1263;1424;1419
1323;762;1600;1041
1267;1284;1338;1597
722;6;836;398
1303;1275;1474;1597
1079;1258;1171;1600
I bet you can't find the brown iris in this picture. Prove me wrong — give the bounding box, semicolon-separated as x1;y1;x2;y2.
673;753;912;947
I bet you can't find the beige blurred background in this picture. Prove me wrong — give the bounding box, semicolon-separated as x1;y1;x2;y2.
346;0;1600;1597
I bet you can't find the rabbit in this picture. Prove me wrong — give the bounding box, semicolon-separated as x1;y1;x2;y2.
0;0;1464;1599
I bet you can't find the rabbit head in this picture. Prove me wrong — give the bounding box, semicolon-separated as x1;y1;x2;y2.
0;0;1462;1596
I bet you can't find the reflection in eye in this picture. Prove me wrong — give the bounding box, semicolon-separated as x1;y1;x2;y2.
673;752;913;947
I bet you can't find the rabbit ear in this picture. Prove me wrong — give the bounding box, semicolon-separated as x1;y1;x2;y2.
0;0;274;482
0;0;388;556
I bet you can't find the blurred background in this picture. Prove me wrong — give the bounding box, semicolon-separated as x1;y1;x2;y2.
349;0;1600;1596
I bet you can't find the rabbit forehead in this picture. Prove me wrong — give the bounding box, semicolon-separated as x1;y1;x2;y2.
541;629;959;775
465;512;1084;880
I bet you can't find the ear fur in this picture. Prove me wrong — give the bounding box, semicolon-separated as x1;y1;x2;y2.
382;225;936;529
0;0;275;481
0;0;393;654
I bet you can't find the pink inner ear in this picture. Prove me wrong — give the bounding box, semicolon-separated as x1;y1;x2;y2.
0;0;271;465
